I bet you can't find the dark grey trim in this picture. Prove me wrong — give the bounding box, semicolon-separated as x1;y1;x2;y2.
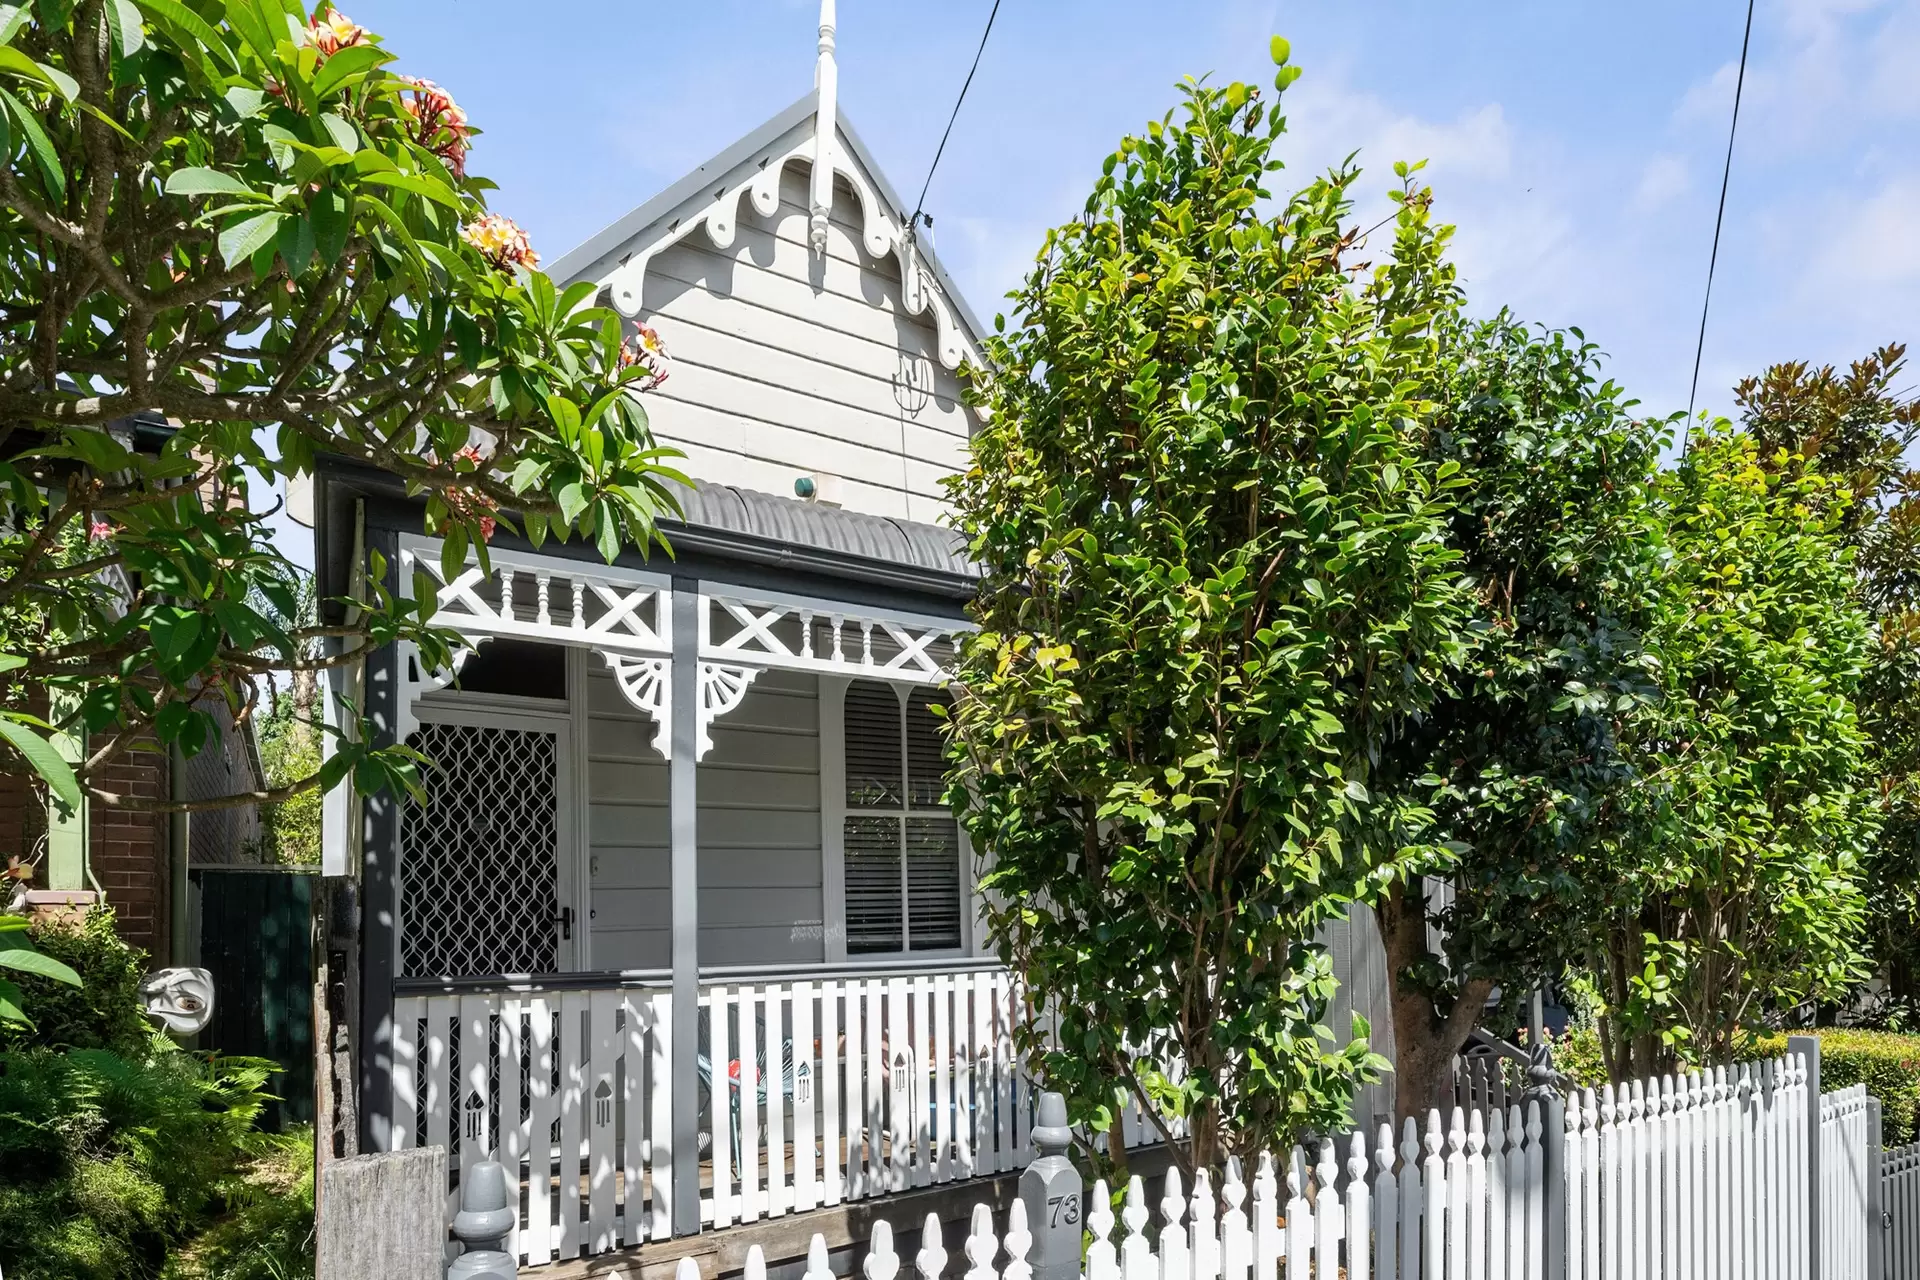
357;529;401;1155
315;458;978;612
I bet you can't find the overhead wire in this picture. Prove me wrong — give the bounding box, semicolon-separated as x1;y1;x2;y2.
1683;0;1758;449
906;0;1003;237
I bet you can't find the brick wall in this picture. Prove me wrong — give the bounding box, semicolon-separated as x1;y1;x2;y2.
0;750;170;962
88;751;170;962
0;766;40;873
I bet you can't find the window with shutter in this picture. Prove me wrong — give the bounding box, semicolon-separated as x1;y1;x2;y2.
841;679;964;955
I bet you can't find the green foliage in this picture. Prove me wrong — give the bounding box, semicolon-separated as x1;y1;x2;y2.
0;652;81;811
1371;313;1670;1117
0;1041;278;1280
1545;1025;1608;1093
0;910;84;1030
0;907;149;1056
0;1;684;821
162;1128;315;1280
252;699;322;864
1742;1029;1920;1144
944;45;1474;1163
251;667;322;867
1596;430;1877;1076
1735;346;1920;1025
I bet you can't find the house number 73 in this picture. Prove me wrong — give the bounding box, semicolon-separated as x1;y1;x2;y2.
1048;1194;1080;1227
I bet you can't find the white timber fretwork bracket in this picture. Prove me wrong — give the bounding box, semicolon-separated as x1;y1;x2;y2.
396;538;974;762
397;535;674;751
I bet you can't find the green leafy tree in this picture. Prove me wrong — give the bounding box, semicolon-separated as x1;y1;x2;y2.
0;2;682;842
1595;430;1876;1076
1733;346;1920;1022
1371;315;1669;1121
944;41;1473;1166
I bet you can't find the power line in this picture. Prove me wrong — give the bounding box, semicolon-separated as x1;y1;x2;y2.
907;0;1002;235
1683;0;1758;447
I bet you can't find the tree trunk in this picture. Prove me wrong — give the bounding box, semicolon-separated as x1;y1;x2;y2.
1379;881;1495;1130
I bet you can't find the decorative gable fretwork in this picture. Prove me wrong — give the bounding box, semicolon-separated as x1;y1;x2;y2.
597;127;981;377
395;538;971;762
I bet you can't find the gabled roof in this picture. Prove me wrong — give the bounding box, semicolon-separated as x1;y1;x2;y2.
546;93;992;374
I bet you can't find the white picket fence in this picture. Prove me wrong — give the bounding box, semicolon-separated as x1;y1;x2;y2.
389;964;1179;1269
1884;1135;1920;1277
1562;1057;1813;1279
1821;1084;1872;1279
814;1053;1837;1280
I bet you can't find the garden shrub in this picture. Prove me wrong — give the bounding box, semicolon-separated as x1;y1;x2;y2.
1743;1028;1920;1145
0;907;149;1057
0;1043;279;1280
1548;1025;1609;1093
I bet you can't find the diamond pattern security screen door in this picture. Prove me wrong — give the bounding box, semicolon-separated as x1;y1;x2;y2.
400;720;563;977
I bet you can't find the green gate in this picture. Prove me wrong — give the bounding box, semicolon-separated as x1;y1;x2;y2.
194;868;314;1129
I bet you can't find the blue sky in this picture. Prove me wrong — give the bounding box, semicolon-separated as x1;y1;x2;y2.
343;0;1916;429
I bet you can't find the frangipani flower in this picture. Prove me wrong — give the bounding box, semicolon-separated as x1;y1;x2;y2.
401;77;471;180
619;324;671;390
299;7;368;58
460;214;538;271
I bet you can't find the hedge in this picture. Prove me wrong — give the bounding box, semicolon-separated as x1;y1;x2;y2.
1526;1026;1920;1147
1743;1029;1920;1146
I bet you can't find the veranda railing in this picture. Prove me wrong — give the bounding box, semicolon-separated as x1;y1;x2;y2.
387;960;1174;1270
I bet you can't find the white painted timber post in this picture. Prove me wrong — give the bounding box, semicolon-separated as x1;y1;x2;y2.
1526;1037;1566;1280
1791;1034;1822;1278
669;579;701;1236
1019;1091;1082;1280
1867;1096;1885;1280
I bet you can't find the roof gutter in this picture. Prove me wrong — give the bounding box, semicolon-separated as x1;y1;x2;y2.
659;517;978;600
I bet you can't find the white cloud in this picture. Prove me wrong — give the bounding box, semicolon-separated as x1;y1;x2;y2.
1282;76;1514;188
1634;154;1691;212
1802;171;1920;309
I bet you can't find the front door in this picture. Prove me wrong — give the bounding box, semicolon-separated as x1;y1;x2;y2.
398;709;573;977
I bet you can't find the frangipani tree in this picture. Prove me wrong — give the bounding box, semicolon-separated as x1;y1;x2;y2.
944;41;1472;1165
0;2;682;829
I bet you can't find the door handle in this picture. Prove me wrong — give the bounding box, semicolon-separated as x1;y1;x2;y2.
554;906;573;941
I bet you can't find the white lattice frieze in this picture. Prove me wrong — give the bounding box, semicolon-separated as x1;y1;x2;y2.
698;584;969;686
603;654;672;759
697;662;761;760
399;536;673;660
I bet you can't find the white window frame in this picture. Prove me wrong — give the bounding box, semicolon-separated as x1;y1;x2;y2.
819;674;972;963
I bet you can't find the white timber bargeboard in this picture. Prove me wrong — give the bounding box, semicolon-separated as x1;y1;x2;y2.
628;174;968;521
548;96;990;525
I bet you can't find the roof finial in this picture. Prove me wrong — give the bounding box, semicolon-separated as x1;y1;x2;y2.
810;0;837;257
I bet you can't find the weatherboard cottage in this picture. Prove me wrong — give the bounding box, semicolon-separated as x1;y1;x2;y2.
310;4;1393;1268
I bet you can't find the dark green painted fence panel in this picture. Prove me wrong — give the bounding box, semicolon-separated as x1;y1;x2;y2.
196;868;314;1129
